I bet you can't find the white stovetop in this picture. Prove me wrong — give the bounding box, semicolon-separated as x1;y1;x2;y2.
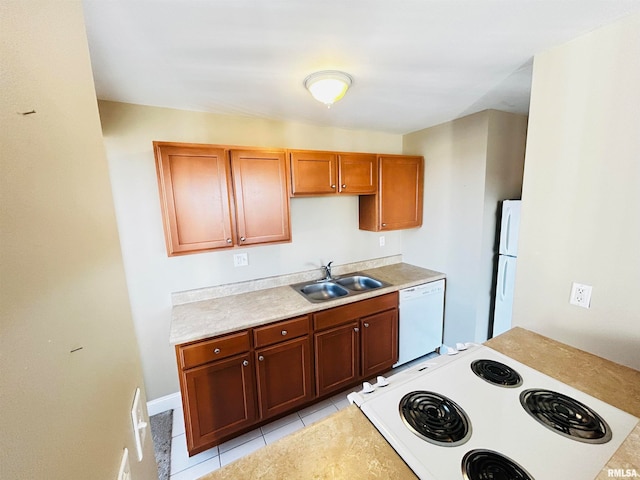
350;345;638;480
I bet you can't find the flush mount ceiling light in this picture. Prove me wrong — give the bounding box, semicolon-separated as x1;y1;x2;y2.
304;70;352;107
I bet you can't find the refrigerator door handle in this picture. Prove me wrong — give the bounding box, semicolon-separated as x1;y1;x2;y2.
504;209;512;253
500;260;508;301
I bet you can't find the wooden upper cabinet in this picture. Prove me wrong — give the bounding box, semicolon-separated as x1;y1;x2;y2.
154;142;291;255
289;150;377;196
359;155;424;231
289;150;337;195
230;149;291;246
337;153;377;194
154;143;235;255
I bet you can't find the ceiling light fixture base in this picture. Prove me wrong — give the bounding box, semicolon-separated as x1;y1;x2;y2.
304;70;353;107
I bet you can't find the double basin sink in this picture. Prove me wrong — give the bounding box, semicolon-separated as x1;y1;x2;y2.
291;273;391;303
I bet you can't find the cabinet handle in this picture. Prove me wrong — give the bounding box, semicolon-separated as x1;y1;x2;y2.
214;348;221;354
258;355;264;362
226;238;232;244
381;223;387;227
342;184;347;188
354;327;359;332
364;322;370;328
331;184;336;189
281;330;287;336
240;236;246;242
242;360;249;367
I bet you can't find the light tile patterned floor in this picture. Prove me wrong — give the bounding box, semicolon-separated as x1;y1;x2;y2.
167;353;437;479
169;389;350;479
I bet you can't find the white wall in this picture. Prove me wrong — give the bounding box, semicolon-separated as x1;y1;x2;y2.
0;3;157;479
402;110;527;344
513;13;640;370
98;101;404;399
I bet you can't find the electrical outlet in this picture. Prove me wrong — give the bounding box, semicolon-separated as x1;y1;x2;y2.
379;236;385;247
570;282;592;308
117;448;131;480
234;253;248;267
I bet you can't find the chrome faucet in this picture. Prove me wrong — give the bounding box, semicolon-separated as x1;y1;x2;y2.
320;261;334;281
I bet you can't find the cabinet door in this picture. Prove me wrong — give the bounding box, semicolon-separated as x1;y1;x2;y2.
255;336;313;419
359;155;424;231
231;149;291;246
181;353;256;455
314;322;360;397
289;151;337;195
154;143;234;255
338;153;377;194
361;308;398;379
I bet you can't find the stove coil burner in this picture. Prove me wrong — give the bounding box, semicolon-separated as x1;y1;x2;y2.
399;391;471;447
520;388;612;444
462;449;535;480
471;359;523;387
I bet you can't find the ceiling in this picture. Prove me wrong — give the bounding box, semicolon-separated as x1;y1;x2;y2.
82;1;640;134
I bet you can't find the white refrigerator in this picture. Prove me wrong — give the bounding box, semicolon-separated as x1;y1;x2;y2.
492;200;521;337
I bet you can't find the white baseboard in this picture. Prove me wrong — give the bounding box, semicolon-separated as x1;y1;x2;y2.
147;391;181;416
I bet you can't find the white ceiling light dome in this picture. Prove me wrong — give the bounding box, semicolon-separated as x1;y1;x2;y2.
304;70;353;106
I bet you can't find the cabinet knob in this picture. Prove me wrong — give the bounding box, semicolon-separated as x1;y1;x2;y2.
364;322;370;328
281;330;287;336
258;355;264;362
240;236;246;242
242;360;249;367
226;238;232;244
381;223;387;227
214;348;221;354
331;184;336;189
354;327;359;333
342;184;347;188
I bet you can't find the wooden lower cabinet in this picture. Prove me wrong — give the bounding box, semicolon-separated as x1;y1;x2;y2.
176;293;399;456
313;292;399;397
255;336;313;419
314;321;360;397
361;309;398;378
180;353;257;455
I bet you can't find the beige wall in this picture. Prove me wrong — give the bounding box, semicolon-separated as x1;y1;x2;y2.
0;2;157;479
478;111;528;338
98;100;403;399
513;14;640;370
402;110;527;344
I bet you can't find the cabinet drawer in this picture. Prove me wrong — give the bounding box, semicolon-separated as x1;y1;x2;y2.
253;315;310;348
179;331;251;369
313;292;398;331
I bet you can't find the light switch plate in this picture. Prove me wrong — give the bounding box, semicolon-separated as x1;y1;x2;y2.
130;387;147;461
117;447;131;480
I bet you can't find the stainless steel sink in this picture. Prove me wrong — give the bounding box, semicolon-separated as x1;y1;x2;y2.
291;272;390;303
298;282;349;302
336;275;384;291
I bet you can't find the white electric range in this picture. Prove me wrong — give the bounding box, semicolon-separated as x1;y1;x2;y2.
348;344;638;480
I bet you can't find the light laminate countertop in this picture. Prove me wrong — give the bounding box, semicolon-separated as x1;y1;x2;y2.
170;261;445;345
200;327;640;480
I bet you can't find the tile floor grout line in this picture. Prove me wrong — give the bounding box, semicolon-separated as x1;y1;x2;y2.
168;387;361;479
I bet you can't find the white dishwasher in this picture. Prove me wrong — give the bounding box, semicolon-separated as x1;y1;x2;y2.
394;279;445;367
